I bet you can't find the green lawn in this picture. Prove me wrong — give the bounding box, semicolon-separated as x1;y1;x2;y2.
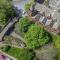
4;47;35;60
51;34;60;48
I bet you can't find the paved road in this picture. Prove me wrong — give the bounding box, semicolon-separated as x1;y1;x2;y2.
0;18;18;41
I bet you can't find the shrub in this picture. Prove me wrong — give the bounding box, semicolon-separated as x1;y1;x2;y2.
25;24;51;49
24;3;31;11
1;45;11;52
19;17;33;33
0;0;16;26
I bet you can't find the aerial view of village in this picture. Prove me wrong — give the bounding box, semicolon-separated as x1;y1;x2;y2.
0;0;60;60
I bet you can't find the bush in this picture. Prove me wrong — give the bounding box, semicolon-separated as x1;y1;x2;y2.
25;24;51;49
58;53;60;60
19;17;33;33
44;0;49;5
52;34;60;48
0;0;16;26
0;9;7;25
1;45;11;52
54;49;60;60
4;3;16;18
24;0;35;11
24;3;31;11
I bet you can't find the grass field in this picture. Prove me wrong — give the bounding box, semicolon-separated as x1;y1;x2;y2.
4;47;35;60
51;34;60;48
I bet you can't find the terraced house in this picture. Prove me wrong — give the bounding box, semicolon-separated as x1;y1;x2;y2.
28;0;60;34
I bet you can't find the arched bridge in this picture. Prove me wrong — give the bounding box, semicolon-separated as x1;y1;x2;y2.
0;17;18;41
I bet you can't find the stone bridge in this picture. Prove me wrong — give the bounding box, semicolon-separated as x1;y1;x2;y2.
0;17;18;41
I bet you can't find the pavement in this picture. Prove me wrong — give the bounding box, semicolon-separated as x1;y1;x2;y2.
11;32;25;42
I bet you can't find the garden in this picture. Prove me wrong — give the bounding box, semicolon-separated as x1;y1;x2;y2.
14;16;60;60
0;16;60;60
0;46;37;60
0;0;60;60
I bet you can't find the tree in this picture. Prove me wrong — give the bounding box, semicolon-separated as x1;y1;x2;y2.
0;0;16;26
24;0;35;11
25;24;50;49
56;53;60;60
0;0;12;6
19;17;33;33
0;9;7;25
24;3;32;11
1;45;11;52
54;49;60;60
4;3;16;18
44;0;49;6
52;35;60;48
38;28;50;46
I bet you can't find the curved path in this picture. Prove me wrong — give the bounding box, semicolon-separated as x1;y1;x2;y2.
11;32;25;43
0;18;18;41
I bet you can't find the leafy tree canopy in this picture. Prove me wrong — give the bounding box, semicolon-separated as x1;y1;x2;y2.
0;9;7;25
19;17;33;33
0;0;16;26
25;24;51;49
24;3;32;11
